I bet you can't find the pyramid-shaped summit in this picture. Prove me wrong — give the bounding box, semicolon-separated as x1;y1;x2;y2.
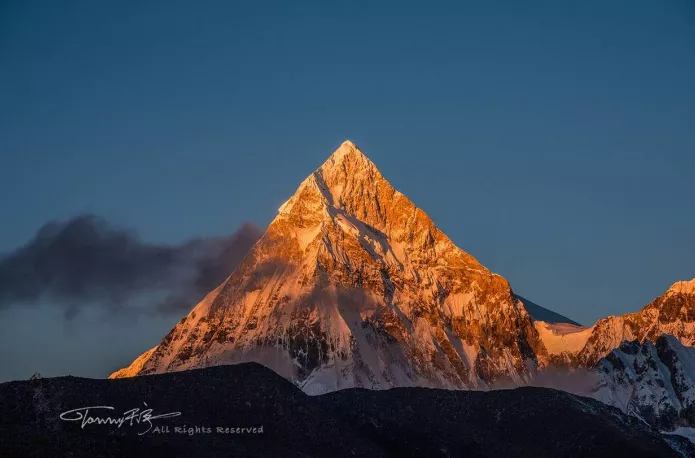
321;139;370;166
276;140;380;217
316;140;383;187
111;141;545;393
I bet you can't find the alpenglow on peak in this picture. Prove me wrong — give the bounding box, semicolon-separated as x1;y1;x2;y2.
317;140;381;180
277;140;387;223
111;140;541;394
326;139;364;162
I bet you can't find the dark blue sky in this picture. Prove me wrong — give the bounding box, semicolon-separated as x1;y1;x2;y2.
1;1;694;380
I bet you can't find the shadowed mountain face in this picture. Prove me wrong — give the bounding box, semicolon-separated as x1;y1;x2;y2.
515;295;580;326
593;335;695;431
1;364;692;458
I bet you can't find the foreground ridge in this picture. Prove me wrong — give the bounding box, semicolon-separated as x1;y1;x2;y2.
5;364;692;457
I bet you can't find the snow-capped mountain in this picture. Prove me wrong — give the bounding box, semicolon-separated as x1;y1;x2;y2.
535;278;695;367
111;140;547;392
531;279;695;430
593;334;695;430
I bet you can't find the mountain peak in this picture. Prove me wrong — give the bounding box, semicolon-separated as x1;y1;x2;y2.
318;140;376;176
277;140;389;220
333;139;361;158
114;140;543;392
338;139;359;153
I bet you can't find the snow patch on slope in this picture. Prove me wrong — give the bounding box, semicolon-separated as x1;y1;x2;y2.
534;321;592;355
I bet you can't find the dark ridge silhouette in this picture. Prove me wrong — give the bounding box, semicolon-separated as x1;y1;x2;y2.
0;363;690;457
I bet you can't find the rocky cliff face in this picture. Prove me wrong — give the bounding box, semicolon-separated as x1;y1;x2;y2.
111;141;546;393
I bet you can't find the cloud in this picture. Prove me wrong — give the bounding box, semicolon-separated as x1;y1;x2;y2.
0;215;262;319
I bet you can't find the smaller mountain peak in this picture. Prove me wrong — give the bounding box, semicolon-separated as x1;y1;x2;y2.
666;278;695;296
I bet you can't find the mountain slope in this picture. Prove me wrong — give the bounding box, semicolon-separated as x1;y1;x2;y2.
112;141;546;392
3;364;691;458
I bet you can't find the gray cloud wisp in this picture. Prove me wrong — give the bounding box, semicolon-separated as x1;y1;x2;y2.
0;215;262;319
